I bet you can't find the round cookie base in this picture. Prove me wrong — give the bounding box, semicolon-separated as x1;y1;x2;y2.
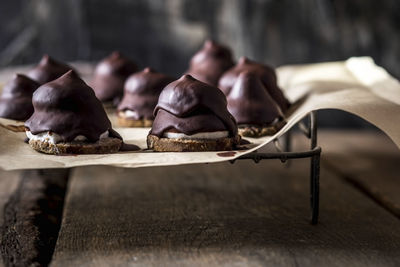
147;134;241;152
117;116;153;127
239;120;286;138
29;137;123;155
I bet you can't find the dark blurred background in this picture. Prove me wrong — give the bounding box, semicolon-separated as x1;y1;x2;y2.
0;0;399;127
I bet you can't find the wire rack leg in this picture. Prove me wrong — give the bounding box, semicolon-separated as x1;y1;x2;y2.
309;111;320;224
283;130;292;168
310;152;320;224
236;111;321;224
284;129;292;152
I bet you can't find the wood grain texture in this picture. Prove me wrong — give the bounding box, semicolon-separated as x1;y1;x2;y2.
0;170;21;267
52;152;400;266
0;169;69;267
1;0;399;79
318;130;400;218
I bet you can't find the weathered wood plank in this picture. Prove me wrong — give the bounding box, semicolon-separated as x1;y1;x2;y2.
317;130;400;218
0;169;69;267
2;0;400;80
52;156;400;266
0;170;21;267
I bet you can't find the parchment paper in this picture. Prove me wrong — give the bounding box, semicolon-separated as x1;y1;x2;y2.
0;57;399;170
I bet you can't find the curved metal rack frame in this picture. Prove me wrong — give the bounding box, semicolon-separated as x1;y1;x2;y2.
232;111;321;224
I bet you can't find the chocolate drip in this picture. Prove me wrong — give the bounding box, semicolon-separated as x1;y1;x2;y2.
152;109;228;136
218;57;290;111
91;51;138;103
25;70;120;142
27;55;76;84
117;67;175;120
186;40;234;86
227;71;283;125
150;74;237;137
0;74;40;121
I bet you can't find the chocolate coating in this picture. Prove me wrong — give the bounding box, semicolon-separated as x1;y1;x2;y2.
27;55;76;84
218;57;290;111
150;74;237;137
186;40;234;86
227;71;283;125
92;51;138;103
117;67;175;120
0;74;40;121
25;70;120;142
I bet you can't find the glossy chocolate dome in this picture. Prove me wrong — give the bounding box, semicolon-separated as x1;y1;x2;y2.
187;40;234;86
25;71;118;142
0;74;40;121
227;71;283;125
118;67;175;120
218;57;290;112
150;74;237;137
92;51;138;104
27;55;76;84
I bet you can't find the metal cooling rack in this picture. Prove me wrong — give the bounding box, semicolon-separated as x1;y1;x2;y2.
232;111;321;224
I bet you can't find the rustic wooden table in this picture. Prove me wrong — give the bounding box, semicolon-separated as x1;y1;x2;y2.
1;130;399;266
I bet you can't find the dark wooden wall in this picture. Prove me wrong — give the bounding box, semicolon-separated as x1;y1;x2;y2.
1;0;399;76
0;0;398;127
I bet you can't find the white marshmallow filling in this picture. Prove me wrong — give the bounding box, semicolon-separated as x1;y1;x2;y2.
162;131;229;140
26;130;109;144
118;110;139;119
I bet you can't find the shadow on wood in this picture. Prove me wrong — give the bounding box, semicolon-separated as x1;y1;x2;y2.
1;169;70;267
52;159;400;266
